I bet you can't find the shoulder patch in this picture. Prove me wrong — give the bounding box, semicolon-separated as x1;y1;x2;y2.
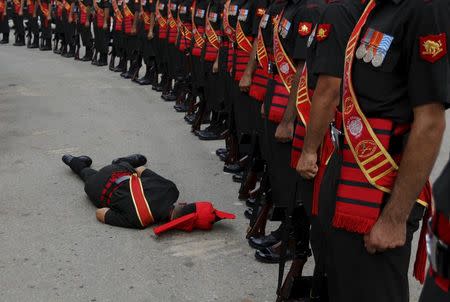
420;33;447;63
316;24;331;42
298;22;312;37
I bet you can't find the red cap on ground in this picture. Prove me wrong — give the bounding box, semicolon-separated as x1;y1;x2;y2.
153;202;235;236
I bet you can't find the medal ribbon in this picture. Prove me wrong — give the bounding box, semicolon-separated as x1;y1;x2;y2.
256;23;268;70
205;4;220;49
167;0;177;28
342;0;430;202
155;0;167;27
191;0;205;48
222;0;236;43
236;19;253;53
272;11;296;92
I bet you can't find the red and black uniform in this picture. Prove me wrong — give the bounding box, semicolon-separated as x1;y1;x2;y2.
327;0;449;301
154;0;170;89
165;0;182;88
110;0;126;71
262;0;321;210
11;0;25;45
60;0;77;56
135;0;156;83
202;0;224;114
77;0;93;60
25;0;39;47
92;0;110;65
420;156;450;301
190;0;208;95
175;0;192;53
0;0;10;43
53;0;66;52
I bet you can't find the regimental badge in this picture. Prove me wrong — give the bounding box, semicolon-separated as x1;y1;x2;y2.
347;116;363;138
315;24;331;42
209;11;217;22
260;14;269;29
238;8;248;21
420;33;447;63
356;140;378;159
229;5;238;16
195;8;205;18
298;22;312;37
279;18;291;39
179;5;186;14
356;28;394;67
256;8;265;17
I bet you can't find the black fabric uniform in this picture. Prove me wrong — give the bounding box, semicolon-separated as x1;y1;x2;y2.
154;0;169;76
77;163;180;229
0;0;10;40
63;0;76;51
328;0;450;301
25;0;39;45
262;0;321;209
93;0;110;56
139;0;156;65
190;0;208;93
202;0;224;112
296;0;366;297
12;0;25;42
78;0;93;53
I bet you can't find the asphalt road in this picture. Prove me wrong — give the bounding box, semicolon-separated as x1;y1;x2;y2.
0;45;449;302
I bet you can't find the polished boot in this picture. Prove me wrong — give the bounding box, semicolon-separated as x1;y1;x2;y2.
108;55;116;70
60;43;68;55
96;52;108;66
136;64;153;85
53;37;59;53
81;47;94;61
0;34;9;44
254;241;294;264
91;50;98;65
41;38;52;51
232;172;244;183
62;154;93;174
13;34;25;46
29;35;39;48
111;154;147;167
130;62;141;82
161;76;173;100
248;229;281;250
112;57;126;72
63;44;75;57
26;33;32;48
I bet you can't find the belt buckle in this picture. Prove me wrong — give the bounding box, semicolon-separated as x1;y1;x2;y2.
268;62;274;74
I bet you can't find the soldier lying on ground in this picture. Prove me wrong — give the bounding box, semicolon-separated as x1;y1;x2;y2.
62;154;235;235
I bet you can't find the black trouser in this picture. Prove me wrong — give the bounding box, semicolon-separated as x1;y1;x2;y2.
12;13;25;36
63;14;75;47
327;203;425;302
94;25;109;54
26;15;39;37
0;15;9;35
79;23;92;49
419;275;450;302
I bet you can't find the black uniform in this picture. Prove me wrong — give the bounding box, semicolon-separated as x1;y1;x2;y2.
328;0;450;301
78;0;94;60
135;0;156;83
53;0;66;52
0;0;9;43
11;0;25;45
61;0;76;56
92;0;110;64
25;0;39;47
75;163;179;229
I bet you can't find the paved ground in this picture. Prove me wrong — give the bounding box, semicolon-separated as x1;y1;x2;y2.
0;45;448;302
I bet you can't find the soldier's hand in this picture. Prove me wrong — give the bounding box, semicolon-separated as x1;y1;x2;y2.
275;121;294;143
239;72;251;92
131;26;136;35
260;104;265;119
212;60;219;73
85;21;89;27
147;31;154;40
103;23;107;30
297;151;318;179
19;9;23;16
363;215;407;254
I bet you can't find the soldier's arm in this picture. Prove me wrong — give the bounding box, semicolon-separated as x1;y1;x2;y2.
103;0;109;28
148;10;155;38
19;0;24;14
132;0;139;33
239;40;258;91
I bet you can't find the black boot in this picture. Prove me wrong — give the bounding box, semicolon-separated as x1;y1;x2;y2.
161;75;172;99
109;55;116;70
30;34;39;48
112;57;126;72
0;33;9;44
41;38;52;51
13;34;25;46
152;74;163;91
62;154;93;175
120;60;134;78
137;64;153;85
63;44;75;57
96;52;108;66
60;43;67;55
26;33;32;48
81;47;93;61
130;61;141;82
53;37;59;53
91;50;98;65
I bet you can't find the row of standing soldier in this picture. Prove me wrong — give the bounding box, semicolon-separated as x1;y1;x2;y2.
0;0;449;301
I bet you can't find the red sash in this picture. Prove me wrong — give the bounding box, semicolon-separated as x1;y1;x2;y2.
13;0;21;14
155;0;167;29
112;0;123;31
205;6;219;49
56;1;63;19
222;0;235;43
256;25;268;71
40;2;51;26
79;1;88;24
129;174;155;227
191;0;205;54
236;21;252;53
63;0;71;12
335;0;431;282
94;1;105;29
27;0;35;15
272;12;296;92
167;0;177;28
142;10;151;31
123;3;134;34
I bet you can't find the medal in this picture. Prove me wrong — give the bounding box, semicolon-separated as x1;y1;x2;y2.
307;26;316;47
371;52;384;67
355;43;367;60
363;48;373;63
